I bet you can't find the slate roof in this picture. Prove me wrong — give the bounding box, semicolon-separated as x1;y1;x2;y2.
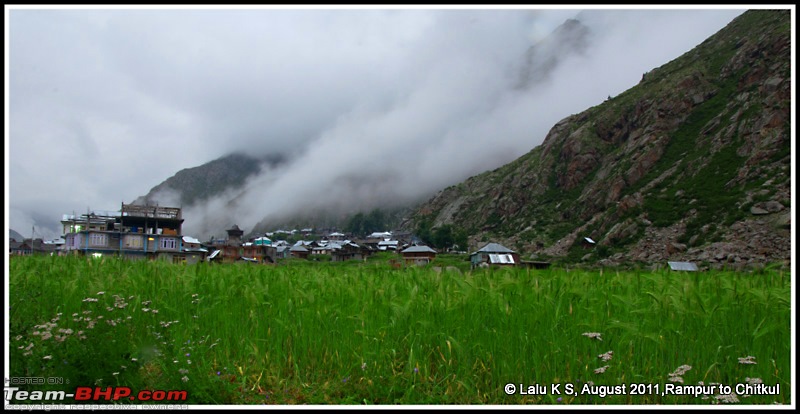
473;243;515;254
401;245;437;254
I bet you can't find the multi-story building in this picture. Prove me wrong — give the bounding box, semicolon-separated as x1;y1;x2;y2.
61;203;203;263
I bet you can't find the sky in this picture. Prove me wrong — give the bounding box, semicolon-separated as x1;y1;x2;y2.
5;5;756;240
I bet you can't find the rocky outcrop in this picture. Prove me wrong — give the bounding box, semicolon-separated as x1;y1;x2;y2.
407;10;791;269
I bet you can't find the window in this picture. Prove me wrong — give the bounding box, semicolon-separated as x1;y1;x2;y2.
89;233;107;247
160;237;177;250
124;235;143;248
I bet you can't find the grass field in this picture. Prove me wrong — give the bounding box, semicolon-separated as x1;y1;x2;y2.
6;254;793;405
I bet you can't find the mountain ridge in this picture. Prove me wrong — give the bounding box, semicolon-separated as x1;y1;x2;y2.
133;152;286;209
405;9;791;268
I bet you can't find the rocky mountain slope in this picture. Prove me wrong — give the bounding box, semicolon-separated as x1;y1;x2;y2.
405;10;791;269
133;152;285;209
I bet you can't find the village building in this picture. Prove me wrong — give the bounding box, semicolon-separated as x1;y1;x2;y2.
331;241;371;262
59;203;206;263
311;240;336;256
470;242;520;268
377;239;400;251
290;244;310;259
254;236;272;246
401;245;437;266
275;245;292;260
367;231;393;240
182;236;208;265
208;225;279;264
9;238;60;256
326;232;346;241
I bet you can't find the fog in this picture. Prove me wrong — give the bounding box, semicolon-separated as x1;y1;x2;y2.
7;6;748;240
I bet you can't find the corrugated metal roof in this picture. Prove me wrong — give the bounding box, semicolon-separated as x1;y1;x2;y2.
584;237;596;244
184;248;208;253
369;232;392;238
475;243;515;254
668;261;698;271
489;254;515;264
183;236;202;244
208;250;220;259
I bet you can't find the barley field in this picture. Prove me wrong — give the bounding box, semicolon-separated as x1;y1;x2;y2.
6;254;792;406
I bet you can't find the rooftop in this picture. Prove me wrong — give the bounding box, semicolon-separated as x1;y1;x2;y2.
474;242;515;254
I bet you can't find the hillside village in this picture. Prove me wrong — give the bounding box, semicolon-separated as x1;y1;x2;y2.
8;12;791;273
9;203;538;270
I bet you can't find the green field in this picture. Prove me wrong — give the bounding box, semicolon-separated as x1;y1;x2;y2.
6;254;792;405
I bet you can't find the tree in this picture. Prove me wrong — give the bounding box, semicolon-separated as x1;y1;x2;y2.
415;218;433;246
365;209;386;233
453;228;469;253
431;225;469;251
345;212;366;236
432;225;454;250
345;208;390;237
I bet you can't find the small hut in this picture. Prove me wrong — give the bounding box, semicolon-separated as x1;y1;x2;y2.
470;242;520;267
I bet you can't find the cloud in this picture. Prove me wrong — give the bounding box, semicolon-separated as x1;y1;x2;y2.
6;6;747;240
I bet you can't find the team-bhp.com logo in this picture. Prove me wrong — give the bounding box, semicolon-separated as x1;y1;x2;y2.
5;385;188;403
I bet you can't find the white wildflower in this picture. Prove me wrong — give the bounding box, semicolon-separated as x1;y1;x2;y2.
738;356;757;365
598;351;613;362
714;393;739;404
582;332;603;341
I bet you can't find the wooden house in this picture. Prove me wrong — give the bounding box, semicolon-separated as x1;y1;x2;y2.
401;245;437;266
290;244;310;259
331;241;368;262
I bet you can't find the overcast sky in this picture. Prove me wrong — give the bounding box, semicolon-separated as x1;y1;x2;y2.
5;5;753;240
